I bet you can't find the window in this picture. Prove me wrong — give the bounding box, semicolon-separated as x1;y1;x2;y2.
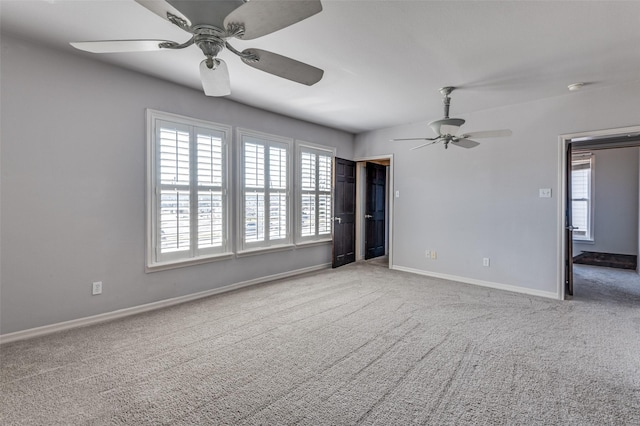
571;151;594;241
147;110;231;269
239;129;292;251
297;142;335;242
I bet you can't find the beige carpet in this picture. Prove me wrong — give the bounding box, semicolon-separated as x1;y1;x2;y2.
364;255;389;268
1;263;639;425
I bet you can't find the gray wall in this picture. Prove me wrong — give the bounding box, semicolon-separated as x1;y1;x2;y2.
354;82;640;295
573;147;639;256
0;34;354;335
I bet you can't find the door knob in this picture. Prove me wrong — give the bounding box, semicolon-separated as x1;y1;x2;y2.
365;214;373;219
566;225;578;231
333;217;342;224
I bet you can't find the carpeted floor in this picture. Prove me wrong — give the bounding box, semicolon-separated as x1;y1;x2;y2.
1;263;639;425
364;255;389;268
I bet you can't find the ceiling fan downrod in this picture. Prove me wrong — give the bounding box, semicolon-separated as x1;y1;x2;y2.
440;86;454;119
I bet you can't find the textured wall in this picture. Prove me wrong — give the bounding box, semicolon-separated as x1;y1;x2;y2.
0;34;354;334
355;82;640;295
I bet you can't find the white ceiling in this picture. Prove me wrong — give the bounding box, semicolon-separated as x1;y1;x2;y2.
2;0;640;134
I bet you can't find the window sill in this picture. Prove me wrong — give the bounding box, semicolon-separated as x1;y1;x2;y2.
295;238;332;248
146;252;235;273
236;244;296;258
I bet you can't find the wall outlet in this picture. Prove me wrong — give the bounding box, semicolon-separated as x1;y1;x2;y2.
92;281;102;295
431;251;437;260
539;188;552;198
483;258;490;267
425;250;431;259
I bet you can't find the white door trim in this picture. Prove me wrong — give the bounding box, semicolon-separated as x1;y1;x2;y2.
558;125;640;299
354;154;394;267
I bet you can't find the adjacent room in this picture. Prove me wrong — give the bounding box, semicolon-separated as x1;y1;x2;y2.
1;1;639;424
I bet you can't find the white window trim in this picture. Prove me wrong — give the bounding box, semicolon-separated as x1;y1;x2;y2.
571;151;595;243
236;128;293;253
146;109;233;272
295;140;336;245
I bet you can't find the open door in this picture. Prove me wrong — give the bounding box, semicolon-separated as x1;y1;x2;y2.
365;162;386;259
565;142;574;296
333;158;356;268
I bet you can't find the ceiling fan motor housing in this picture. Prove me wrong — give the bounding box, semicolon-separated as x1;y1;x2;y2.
193;26;226;66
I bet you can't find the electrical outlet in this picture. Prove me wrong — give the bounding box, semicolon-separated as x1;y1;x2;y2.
483;258;490;267
431;251;437;260
425;250;431;259
92;281;102;295
539;188;552;198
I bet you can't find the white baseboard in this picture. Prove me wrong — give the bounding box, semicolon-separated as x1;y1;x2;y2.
0;263;331;345
391;265;560;300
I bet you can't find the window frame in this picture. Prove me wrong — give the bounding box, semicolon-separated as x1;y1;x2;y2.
295;141;336;244
237;128;294;254
146;109;233;271
571;151;595;242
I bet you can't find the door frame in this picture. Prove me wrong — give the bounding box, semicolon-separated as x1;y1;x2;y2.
354;154;394;266
557;125;640;299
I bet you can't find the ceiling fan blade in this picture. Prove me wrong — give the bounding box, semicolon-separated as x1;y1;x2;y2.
224;0;322;40
391;137;439;142
70;40;172;53
135;0;192;27
410;140;441;150
241;49;323;86
200;59;231;96
452;138;480;149
459;129;512;139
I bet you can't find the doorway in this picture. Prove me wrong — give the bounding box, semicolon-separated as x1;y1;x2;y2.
364;162;386;260
559;126;640;299
354;155;393;267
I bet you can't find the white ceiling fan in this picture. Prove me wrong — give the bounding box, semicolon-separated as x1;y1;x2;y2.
70;0;324;96
392;87;512;150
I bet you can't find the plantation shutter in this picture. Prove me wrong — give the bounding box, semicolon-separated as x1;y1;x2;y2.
158;121;191;254
148;110;230;269
241;133;291;249
298;146;333;240
196;128;225;250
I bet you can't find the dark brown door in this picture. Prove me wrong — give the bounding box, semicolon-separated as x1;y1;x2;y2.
332;158;356;268
365;162;386;260
565;142;574;297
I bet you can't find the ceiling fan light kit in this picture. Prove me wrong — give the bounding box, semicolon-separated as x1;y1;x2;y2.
391;86;512;150
200;58;231;96
428;118;466;137
70;0;325;97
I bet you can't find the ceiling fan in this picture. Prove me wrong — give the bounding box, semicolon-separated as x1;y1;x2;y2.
392;87;512;150
70;0;324;96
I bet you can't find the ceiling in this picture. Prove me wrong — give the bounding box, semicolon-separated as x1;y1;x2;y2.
2;0;640;134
